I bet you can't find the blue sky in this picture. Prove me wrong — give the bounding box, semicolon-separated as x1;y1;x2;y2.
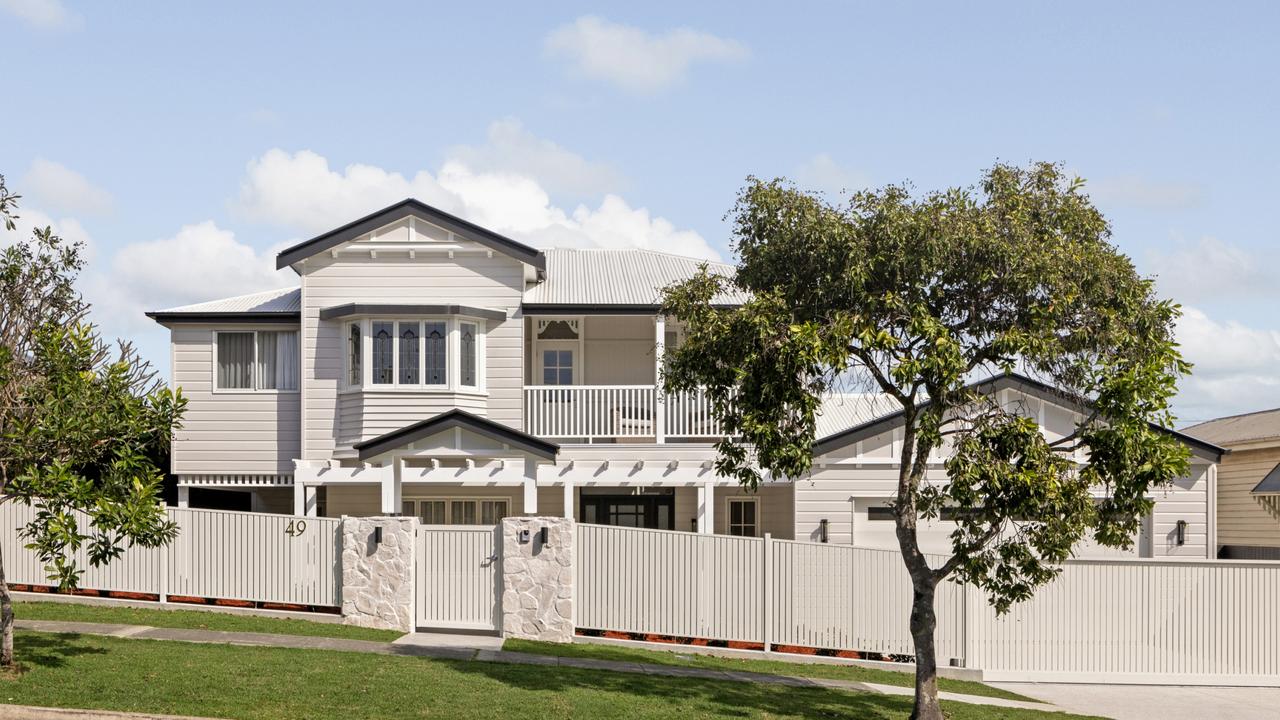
2;1;1278;424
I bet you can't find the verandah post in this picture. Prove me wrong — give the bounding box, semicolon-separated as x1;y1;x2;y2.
654;315;666;443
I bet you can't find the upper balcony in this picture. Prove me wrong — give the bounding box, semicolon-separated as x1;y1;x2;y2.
521;315;732;444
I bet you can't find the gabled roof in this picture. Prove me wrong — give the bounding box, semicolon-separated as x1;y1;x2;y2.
812;373;1226;463
1182;408;1280;448
353;408;559;461
522;248;748;312
146;287;301;325
1253;463;1280;496
275;198;546;271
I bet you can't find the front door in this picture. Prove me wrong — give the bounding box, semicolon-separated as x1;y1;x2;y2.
580;493;675;530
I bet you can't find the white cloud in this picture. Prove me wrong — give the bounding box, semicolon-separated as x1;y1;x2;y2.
447;118;622;198
1174;307;1280;424
0;205;93;260
794;154;870;198
82;221;294;336
544;16;748;93
1088;174;1202;210
22;158;113;216
235;147;721;260
1145;236;1273;303
0;0;80;29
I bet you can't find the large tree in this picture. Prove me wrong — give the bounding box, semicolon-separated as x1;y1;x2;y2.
661;162;1190;720
0;175;185;667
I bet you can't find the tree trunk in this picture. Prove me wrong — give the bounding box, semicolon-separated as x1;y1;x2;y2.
908;579;943;720
0;539;13;667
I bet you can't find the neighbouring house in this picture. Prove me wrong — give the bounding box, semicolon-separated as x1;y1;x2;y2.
147;198;1223;558
1184;409;1280;559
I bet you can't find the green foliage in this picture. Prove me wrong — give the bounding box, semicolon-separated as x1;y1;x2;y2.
0;173;185;593
661;161;1192;606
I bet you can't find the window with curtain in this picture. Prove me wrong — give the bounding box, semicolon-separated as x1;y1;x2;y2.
217;331;297;391
451;500;477;525
347;323;362;386
216;332;254;389
460;322;477;387
398;322;420;384
371;321;394;385
256;331;299;390
424;321;447;385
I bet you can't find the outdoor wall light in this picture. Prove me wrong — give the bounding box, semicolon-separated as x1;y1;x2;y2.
373;526;383;545
819;519;829;544
539;526;549;544
1175;520;1187;546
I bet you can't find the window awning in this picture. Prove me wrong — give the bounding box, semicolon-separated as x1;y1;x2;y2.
1252;463;1280;496
353;409;559;462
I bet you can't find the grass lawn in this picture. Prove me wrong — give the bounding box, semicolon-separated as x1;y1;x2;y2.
1;631;1100;720
12;600;403;642
503;638;1034;703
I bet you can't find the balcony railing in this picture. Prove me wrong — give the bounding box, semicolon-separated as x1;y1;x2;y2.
523;385;732;442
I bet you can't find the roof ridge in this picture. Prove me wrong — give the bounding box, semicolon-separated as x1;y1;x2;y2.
1183;405;1280;431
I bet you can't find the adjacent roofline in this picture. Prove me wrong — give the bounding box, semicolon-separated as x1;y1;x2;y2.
353;409;559;462
319;304;507;322
275;199;545;271
812;373;1227;463
1252;463;1280;495
145;311;300;326
521;303;741;316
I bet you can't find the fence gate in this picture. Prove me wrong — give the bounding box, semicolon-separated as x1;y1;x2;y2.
415;524;501;632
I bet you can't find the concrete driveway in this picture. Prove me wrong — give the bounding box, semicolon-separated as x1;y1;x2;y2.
993;682;1280;720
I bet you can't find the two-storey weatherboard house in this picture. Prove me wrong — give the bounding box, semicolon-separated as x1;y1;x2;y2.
148;199;1225;558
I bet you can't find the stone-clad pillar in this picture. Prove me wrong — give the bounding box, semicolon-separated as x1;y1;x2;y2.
500;516;574;643
340;516;415;632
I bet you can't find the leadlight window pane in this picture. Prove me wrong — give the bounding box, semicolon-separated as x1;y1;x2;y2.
348;324;362;385
425;321;447;385
460;322;477;387
399;322;419;385
372;321;394;385
216;332;253;389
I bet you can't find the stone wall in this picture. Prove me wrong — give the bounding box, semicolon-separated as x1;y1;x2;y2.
340;516;415;632
501;516;574;642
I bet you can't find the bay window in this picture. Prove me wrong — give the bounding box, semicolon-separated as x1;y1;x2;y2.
342;317;484;391
215;330;299;391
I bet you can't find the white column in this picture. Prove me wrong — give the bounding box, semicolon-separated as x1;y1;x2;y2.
303;486;318;517
176;486;190;509
293;481;306;515
697;479;715;534
563;476;575;520
523;457;539;514
380;461;402;515
654;315;666;444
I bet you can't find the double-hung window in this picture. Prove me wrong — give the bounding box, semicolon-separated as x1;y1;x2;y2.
216;330;299;391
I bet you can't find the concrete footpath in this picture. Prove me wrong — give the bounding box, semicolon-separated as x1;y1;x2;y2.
991;682;1280;720
13;619;1062;714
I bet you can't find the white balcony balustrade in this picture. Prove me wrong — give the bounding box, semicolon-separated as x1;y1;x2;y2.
523;385;733;442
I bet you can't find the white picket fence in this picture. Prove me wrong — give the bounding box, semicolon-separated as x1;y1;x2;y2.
0;502;341;608
576;523;1280;685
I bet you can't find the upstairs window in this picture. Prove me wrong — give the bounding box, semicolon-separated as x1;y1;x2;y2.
372;321;394;385
424;321;447;386
216;330;299;391
460;322;477;387
399;322;420;385
347;323;362;386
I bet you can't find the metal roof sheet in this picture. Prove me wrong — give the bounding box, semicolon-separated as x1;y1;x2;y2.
1182;408;1280;447
523;248;749;307
151;287;301;315
815;393;901;440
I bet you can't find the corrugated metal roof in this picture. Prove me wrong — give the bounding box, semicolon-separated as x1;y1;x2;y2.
815;393;900;439
523;248;749;306
1183;408;1280;447
152;287;301;315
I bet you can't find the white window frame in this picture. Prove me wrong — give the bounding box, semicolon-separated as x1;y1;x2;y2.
212;329;300;394
726;497;760;537
533;315;584;386
340;317;486;394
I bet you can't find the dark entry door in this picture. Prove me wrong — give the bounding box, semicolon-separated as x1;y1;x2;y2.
580;494;675;530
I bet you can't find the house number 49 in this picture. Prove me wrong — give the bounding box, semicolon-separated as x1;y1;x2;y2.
285;520;307;537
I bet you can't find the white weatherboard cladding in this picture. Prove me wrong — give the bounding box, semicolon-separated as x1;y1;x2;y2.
170;324;300;475
301;248;524;461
